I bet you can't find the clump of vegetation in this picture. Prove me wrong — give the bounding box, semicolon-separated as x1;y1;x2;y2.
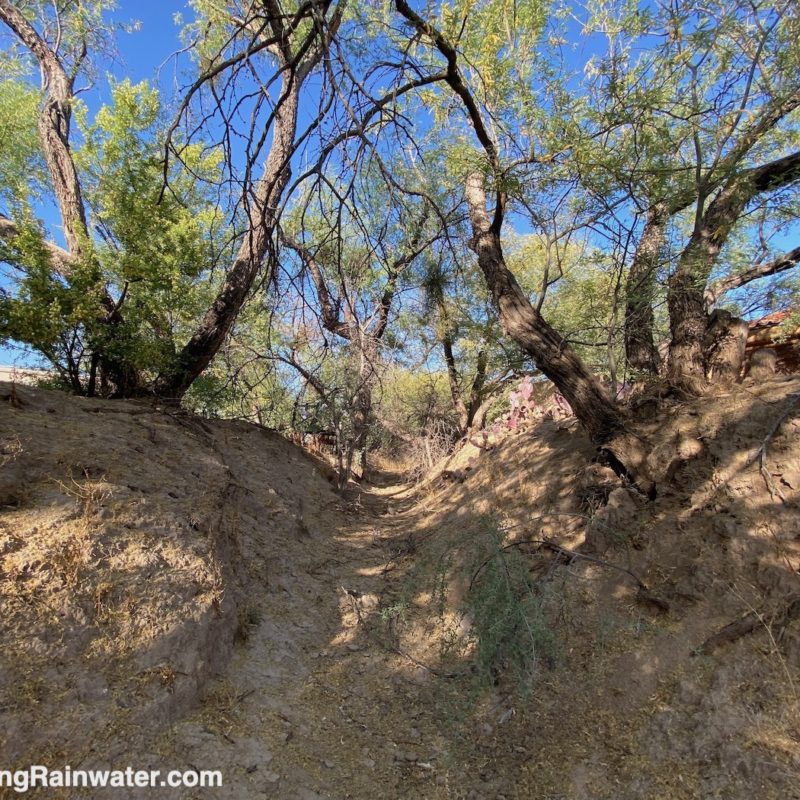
458;525;558;689
383;518;558;700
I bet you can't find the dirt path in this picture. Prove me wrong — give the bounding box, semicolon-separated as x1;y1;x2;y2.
138;384;800;800
146;428;451;800
1;387;465;800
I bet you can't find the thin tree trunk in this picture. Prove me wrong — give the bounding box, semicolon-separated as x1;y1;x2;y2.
469;394;495;433
156;80;300;400
441;328;470;432
348;332;380;482
465;349;489;430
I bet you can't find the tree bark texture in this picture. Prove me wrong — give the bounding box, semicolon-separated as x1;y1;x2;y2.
465;173;625;444
703;310;749;383
624;205;666;375
157;80;300;400
667;150;800;394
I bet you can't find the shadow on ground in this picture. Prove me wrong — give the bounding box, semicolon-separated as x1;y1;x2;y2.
1;378;798;799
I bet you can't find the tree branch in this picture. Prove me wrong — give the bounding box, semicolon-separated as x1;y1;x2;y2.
394;0;505;232
706;245;800;307
282;233;349;338
0;214;77;275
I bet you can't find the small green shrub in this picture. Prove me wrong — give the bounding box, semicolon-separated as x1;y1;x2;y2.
461;526;557;689
382;517;558;700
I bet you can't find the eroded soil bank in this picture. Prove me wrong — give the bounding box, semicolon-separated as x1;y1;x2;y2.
1;378;799;799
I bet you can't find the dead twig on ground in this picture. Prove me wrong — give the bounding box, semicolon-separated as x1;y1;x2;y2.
695;594;800;656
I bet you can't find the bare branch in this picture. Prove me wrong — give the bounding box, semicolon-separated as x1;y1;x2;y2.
706;245;800;307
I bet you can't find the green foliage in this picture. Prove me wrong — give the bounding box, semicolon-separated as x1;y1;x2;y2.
380;367;456;440
77;79;222;285
0;79;44;207
507;234;625;375
462;525;557;687
2;78;224;382
383;517;557;703
0;218;107;372
10;0;120;80
183;340;297;426
438;0;547;109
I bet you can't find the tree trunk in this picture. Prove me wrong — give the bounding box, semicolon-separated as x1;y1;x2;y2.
465;349;489;429
469;390;496;433
0;0;139;396
0;1;87;257
624;205;665;375
463;173;653;489
441;329;470;432
703;310;749;383
156;80;300;401
465;173;624;444
347;333;379;482
667;269;710;395
667;150;800;394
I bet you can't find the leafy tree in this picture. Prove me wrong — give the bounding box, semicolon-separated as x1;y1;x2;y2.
389;0;649;492
572;0;800;383
0;0;346;399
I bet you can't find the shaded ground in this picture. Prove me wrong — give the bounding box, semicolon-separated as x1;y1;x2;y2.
1;378;799;799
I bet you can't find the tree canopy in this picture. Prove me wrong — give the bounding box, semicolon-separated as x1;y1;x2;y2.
1;0;798;482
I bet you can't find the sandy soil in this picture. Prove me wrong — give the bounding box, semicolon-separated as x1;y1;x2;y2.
1;377;799;799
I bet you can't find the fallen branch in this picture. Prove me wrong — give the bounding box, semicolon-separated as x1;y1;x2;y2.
696;595;800;656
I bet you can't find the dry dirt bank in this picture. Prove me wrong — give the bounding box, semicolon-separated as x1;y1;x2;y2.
1;378;799;799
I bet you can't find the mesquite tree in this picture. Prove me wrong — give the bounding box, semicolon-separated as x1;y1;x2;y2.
390;1;633;459
155;0;346;400
580;0;800;383
0;0;139;394
0;0;344;399
667;149;800;391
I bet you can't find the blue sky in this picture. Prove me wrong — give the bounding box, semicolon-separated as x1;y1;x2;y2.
109;1;188;87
